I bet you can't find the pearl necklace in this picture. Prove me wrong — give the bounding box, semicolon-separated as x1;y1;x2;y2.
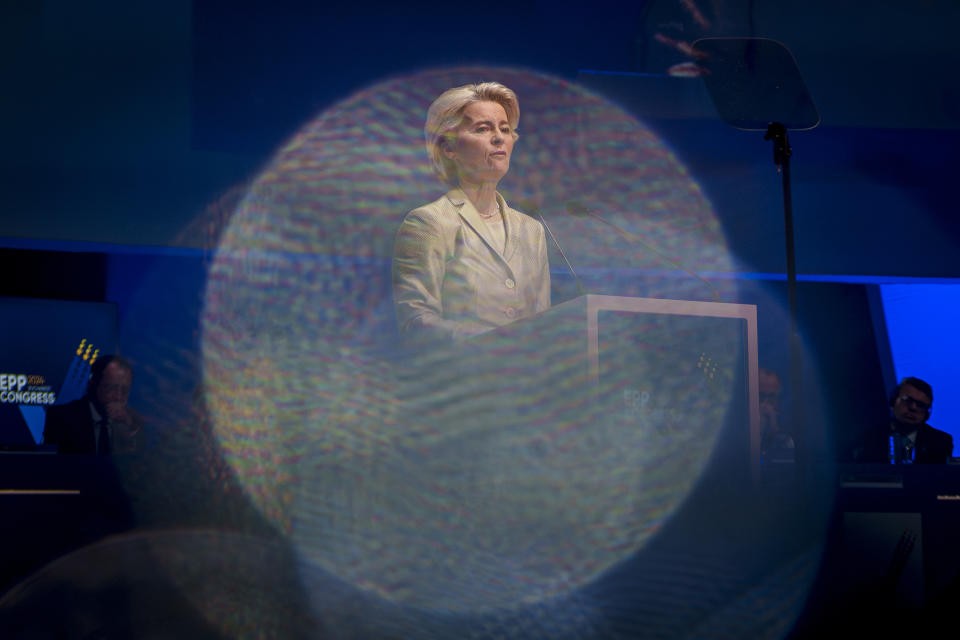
477;203;500;219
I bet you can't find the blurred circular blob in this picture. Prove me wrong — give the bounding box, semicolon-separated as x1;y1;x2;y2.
201;67;740;615
0;530;314;639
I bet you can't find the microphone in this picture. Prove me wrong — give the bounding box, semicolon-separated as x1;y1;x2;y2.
565;201;719;302
517;200;586;297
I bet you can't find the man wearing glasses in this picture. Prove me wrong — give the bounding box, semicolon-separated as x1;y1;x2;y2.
854;377;953;464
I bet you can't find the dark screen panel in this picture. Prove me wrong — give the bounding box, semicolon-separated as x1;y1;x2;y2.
0;297;117;445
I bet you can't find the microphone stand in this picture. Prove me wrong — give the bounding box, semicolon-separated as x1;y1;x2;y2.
518;200;586;297
538;212;586;297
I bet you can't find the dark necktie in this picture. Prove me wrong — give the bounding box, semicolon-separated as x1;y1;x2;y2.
98;419;112;455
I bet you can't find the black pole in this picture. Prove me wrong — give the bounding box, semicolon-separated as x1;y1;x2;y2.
765;122;805;477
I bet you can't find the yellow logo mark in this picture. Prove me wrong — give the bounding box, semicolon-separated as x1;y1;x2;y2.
697;352;718;380
76;339;87;356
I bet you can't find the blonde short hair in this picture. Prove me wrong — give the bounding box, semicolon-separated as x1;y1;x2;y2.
424;82;520;186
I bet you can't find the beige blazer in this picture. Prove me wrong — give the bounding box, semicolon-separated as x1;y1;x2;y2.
392;189;551;342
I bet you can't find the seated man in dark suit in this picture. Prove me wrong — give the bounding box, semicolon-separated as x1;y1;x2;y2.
43;355;143;454
854;377;953;464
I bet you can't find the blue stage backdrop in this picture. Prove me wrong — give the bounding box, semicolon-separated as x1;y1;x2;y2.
881;283;960;453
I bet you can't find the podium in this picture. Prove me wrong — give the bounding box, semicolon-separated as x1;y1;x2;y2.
298;296;763;612
472;294;760;481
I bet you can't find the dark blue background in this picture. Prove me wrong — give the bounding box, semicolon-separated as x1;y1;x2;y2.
1;2;959;635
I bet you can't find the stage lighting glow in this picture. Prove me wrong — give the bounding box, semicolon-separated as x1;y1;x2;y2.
201;67;739;616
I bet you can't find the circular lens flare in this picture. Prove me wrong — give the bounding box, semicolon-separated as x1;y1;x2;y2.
201;67;739;614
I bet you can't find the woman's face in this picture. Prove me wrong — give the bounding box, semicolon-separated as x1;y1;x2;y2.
444;100;514;187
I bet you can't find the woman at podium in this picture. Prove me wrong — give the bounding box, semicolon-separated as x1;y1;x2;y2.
392;82;551;343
